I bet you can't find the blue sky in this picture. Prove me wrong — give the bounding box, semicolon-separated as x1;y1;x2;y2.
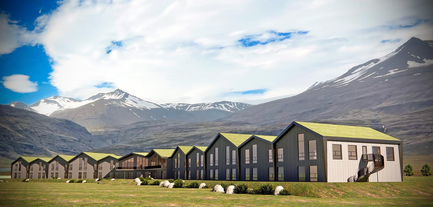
0;0;432;105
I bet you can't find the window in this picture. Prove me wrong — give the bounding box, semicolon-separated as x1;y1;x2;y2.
226;169;230;180
245;149;250;164
122;157;134;169
232;150;236;165
277;148;284;162
298;166;305;181
348;145;357;160
30;173;33;178
56;162;59;171
68;172;72;178
252;144;257;163
362;146;368;160
55;172;58;178
196;170;199;180
177;154;180;169
196;153;199;167
98;172;102;178
215;148;219;166
210;154;214;166
226;146;230;165
210;169;213;180
200;170;203;179
252;168;258;181
215;169;218;180
137;156;146;169
42;173;45;179
110;160;114;170
51;172;54;178
200;155;204;166
310;166;318;182
309;140;317;160
83;172;87;179
78;172;82;179
84;157;87;170
269;167;274;181
268;149;273;163
245;168;250;180
188;158;191;167
298;134;305;160
278;167;284;181
386;147;395;161
333;144;342;159
174;158;178;168
14;173;17;179
151;155;158;166
188;171;191;180
232;169;236;180
99;164;102;171
30;165;33;171
373;146;381;155
51;164;54;171
79;158;82;170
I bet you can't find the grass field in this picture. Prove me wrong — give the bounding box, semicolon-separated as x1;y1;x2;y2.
0;177;432;206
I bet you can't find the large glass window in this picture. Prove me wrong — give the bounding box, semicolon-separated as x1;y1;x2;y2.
232;169;236;180
196;170;199;180
215;148;219;166
200;155;204;166
333;144;342;159
226;146;230;165
362;146;368;160
200;170;203;179
210;154;213;166
177;154;180;168
309;140;317;160
268;149;273;163
210;169;214;180
245;168;250;180
278;167;284;181
226;169;230;180
174;158;178;168
310;166;318;182
298;166;305;181
298;134;305;160
122;157;134;169
373;146;381;155
137;156;146;169
196;153;199;167
245;149;250;164
188;158;191;167
277;148;284;162
252;144;257;163
232;150;236;165
252;168;258;180
348;145;357;160
215;169;218;180
268;167;274;181
386;147;395;161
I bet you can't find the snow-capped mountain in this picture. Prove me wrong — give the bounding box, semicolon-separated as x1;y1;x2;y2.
161;101;251;113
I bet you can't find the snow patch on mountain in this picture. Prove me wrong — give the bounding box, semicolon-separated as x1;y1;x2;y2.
161;101;251;113
407;59;433;68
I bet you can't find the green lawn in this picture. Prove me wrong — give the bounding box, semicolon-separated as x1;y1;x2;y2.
0;177;432;206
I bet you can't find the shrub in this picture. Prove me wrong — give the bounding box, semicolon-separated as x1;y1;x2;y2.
234;184;248;194
22;179;27;182
279;189;290;195
256;184;274;195
151;180;160;185
95;178;101;181
168;179;174;183
76;179;83;183
174;179;183;188
139;177;145;182
144;177;153;180
69;179;75;183
141;180;148;185
202;185;209;188
187;181;199;188
421;164;432;176
404;164;414;176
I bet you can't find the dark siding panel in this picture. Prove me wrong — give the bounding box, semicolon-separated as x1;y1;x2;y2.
240;139;273;181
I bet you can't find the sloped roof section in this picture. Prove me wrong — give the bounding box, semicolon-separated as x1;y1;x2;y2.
296;121;400;141
255;135;278;142
58;155;75;162
178;146;194;154
221;133;253;147
21;156;40;163
83;152;120;161
152;149;175;158
133;152;148;157
195;146;207;152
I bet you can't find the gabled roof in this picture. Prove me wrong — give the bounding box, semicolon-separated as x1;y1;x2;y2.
185;146;207;156
48;155;75;163
29;157;52;163
220;133;252;147
71;152;120;162
238;134;278;148
149;149;175;158
20;156;40;163
119;152;148;160
178;146;194;154
275;121;400;142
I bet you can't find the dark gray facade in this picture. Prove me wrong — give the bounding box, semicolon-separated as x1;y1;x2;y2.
186;147;206;180
48;156;70;179
239;137;274;181
116;153;148;179
274;124;326;182
11;157;31;179
68;154;98;179
28;158;49;179
98;156;118;179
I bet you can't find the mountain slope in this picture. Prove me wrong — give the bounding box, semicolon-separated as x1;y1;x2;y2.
161;101;251;112
0;105;103;163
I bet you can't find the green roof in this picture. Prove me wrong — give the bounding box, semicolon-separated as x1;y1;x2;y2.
83;152;120;161
296;121;400;141
178;146;194;154
152;149;175;158
255;135;278;142
220;133;252;147
132;152;148;157
195;146;207;152
21;156;40;163
57;155;75;162
39;157;52;162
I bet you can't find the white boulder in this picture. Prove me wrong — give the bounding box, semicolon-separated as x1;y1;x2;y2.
199;183;206;189
57;177;61;179
136;181;142;186
66;180;70;183
0;180;3;183
134;178;141;184
163;180;170;187
159;181;164;187
82;180;86;183
95;179;99;182
25;179;29;182
167;183;174;188
111;178;115;181
274;186;284;195
226;185;235;194
213;184;224;193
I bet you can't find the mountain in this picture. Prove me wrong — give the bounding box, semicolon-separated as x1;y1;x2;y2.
161;101;251;112
225;37;433;155
0;105;103;165
8;102;36;113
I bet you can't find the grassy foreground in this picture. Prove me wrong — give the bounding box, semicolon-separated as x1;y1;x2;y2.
0;177;432;206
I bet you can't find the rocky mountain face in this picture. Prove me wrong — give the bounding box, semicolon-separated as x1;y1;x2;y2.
0;105;103;165
9;89;252;130
225;37;433;155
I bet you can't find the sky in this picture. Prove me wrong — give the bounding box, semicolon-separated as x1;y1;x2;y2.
0;0;432;105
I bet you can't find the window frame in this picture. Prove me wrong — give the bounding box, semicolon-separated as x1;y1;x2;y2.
348;145;357;160
308;140;317;160
298;134;305;160
332;144;342;160
386;147;395;161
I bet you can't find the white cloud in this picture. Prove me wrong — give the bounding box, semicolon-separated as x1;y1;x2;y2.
2;74;38;93
0;14;37;55
13;0;433;103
